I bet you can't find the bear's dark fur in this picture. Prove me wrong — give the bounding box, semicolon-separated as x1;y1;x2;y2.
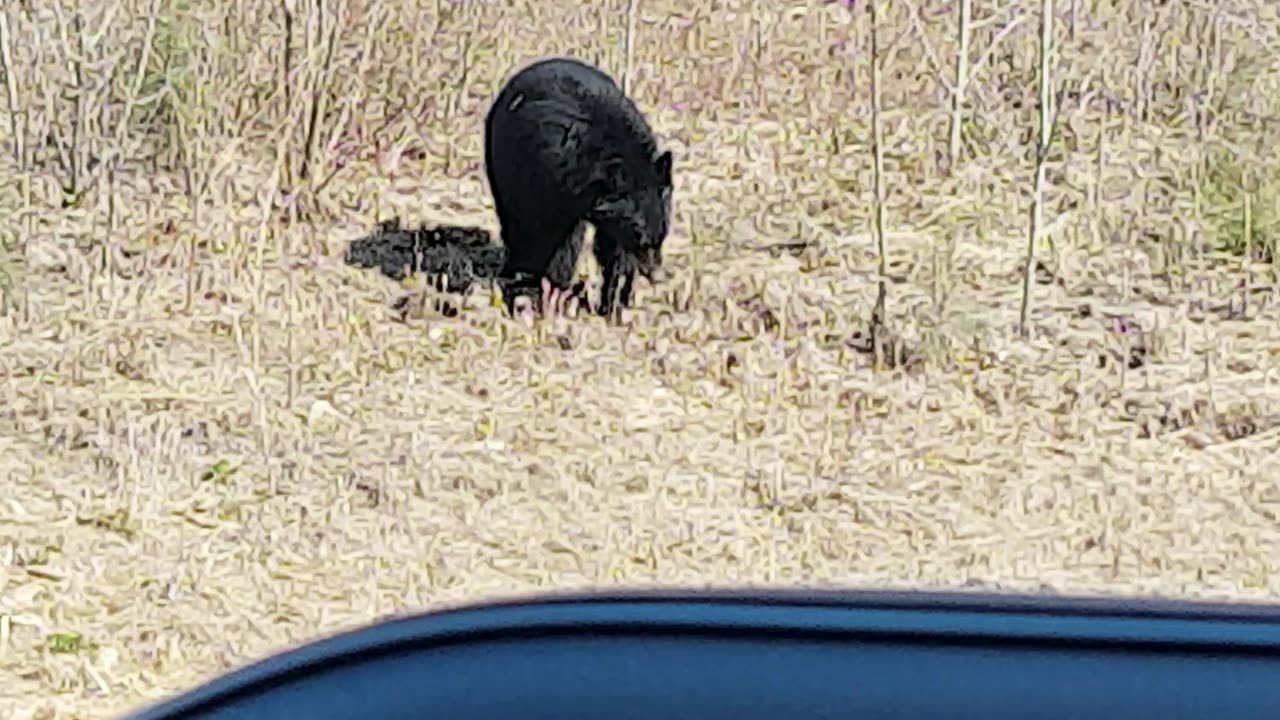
484;56;674;317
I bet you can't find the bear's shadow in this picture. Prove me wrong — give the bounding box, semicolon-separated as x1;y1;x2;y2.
344;217;595;312
343;216;507;294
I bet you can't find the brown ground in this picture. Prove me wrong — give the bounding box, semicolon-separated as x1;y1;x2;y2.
2;1;1280;718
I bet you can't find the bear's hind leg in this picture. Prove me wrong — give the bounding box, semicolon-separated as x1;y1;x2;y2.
497;217;545;315
499;219;587;316
544;222;586;290
540;222;588;315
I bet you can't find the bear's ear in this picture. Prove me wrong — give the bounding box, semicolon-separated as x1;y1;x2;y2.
654;150;673;186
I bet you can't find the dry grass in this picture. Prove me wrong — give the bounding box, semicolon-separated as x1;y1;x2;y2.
2;0;1280;717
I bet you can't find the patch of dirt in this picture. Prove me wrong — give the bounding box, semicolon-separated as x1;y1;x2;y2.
1116;395;1280;448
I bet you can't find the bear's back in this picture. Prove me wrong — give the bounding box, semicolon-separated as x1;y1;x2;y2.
490;56;660;164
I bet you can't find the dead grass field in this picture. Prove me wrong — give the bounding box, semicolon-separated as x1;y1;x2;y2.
2;0;1280;717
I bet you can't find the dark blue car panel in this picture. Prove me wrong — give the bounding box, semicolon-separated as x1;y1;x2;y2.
122;589;1280;720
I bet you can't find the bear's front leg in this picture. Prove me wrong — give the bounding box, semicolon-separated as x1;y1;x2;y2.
592;225;637;319
597;259;636;320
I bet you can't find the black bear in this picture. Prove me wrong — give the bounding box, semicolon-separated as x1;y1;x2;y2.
483;56;674;317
